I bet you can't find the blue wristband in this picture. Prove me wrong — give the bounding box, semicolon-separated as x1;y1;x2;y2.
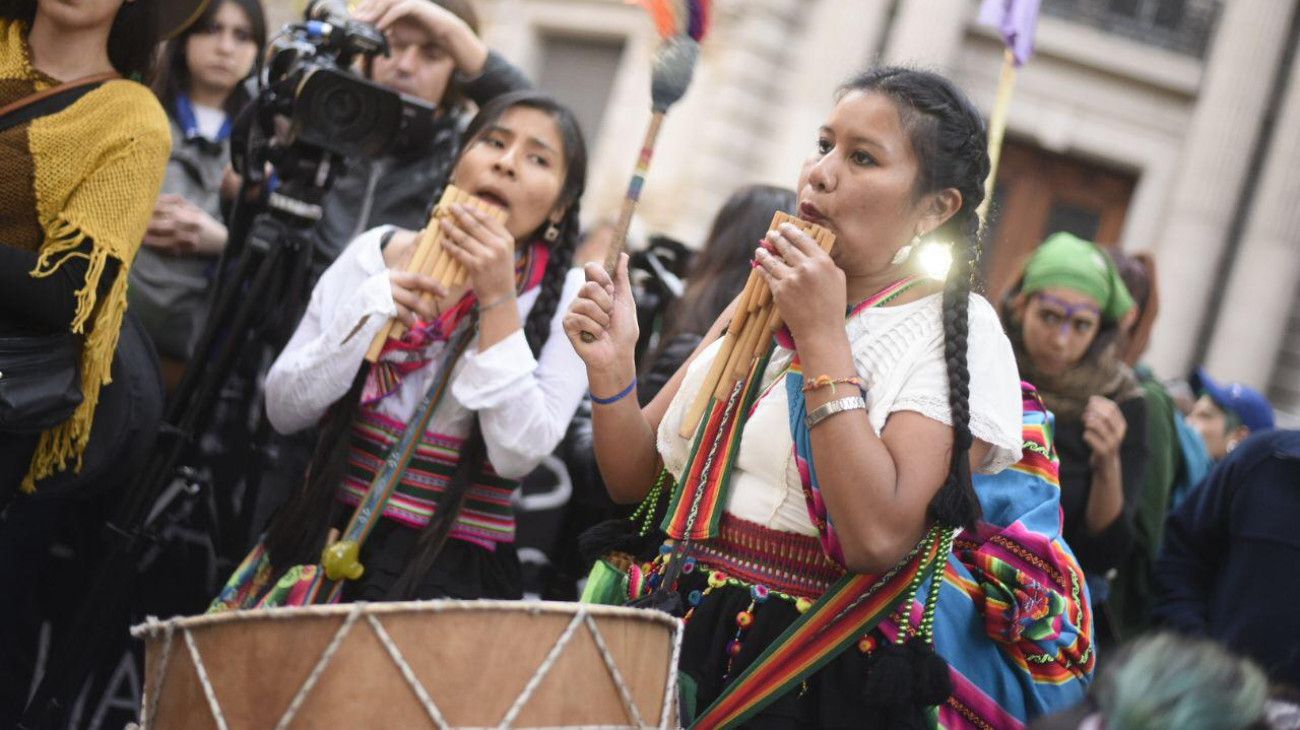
590;377;637;405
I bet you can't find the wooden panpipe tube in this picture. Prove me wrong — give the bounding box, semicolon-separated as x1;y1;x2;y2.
676;276;759;438
364;186;506;362
677;212;835;438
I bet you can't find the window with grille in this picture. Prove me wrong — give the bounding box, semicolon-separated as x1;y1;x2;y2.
536;33;626;146
1042;0;1221;57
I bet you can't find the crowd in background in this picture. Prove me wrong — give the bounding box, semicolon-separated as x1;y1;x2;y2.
0;0;1297;728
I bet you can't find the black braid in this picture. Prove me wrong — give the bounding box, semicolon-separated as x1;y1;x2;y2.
523;201;580;356
264;367;369;568
931;222;981;528
842;68;991;529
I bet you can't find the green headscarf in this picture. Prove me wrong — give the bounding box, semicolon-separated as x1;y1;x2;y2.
1022;232;1134;322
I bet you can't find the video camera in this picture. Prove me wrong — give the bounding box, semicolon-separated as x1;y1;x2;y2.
249;0;436;165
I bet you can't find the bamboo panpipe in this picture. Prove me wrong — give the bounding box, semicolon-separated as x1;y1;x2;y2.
678;211;835;438
364;185;507;363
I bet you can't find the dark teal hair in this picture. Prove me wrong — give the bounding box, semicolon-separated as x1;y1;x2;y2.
1095;633;1268;730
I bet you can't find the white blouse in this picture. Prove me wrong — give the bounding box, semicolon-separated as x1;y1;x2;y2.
264;226;589;480
656;292;1024;536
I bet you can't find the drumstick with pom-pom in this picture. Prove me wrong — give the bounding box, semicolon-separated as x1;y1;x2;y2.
579;0;712;343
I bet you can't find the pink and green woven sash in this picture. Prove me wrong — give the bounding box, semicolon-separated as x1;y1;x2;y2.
337;409;518;549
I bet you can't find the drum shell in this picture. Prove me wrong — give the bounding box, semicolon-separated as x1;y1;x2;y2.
135;600;680;729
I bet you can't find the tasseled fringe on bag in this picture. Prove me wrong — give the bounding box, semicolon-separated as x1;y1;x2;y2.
20;216;129;493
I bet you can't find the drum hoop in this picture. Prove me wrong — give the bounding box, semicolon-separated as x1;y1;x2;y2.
131;600;684;730
130;599;682;636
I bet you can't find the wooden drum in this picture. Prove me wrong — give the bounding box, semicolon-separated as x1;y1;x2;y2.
131;600;682;729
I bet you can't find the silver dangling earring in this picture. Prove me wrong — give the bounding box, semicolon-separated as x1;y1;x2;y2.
543;222;560;242
891;234;921;266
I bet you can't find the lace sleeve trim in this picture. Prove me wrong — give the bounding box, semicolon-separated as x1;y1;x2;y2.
889;393;1023;474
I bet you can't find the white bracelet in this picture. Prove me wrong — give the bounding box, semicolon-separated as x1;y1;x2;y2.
805;395;867;430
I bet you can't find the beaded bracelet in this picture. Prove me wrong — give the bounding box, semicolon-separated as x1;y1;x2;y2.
801;375;864;395
591;377;637;405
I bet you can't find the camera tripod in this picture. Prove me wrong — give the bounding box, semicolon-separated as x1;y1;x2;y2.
19;144;339;730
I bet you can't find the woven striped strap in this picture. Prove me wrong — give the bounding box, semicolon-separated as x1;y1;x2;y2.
690;529;942;729
664;276;923;544
305;324;475;604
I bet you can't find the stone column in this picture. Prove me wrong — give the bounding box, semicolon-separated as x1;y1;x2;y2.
758;0;894;186
1203;41;1300;389
882;0;972;72
1144;0;1299;377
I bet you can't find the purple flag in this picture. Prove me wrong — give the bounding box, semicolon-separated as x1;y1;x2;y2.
978;0;1041;66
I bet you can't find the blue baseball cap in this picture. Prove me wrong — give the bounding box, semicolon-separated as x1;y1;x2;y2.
1191;369;1275;431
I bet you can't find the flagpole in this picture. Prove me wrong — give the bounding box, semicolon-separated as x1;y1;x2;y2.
978;47;1019;229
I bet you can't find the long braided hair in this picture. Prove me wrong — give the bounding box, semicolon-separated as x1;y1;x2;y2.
264;92;588;590
840;68;991;529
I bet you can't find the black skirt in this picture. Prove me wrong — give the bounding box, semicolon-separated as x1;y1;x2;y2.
671;567;883;729
339;516;523;602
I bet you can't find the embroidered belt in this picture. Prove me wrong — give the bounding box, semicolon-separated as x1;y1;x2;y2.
690;513;845;599
337;409;517;550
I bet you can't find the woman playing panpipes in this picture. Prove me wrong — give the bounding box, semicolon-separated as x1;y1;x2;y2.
211;90;589;607
566;68;1093;728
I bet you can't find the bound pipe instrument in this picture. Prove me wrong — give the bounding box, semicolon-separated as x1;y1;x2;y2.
678;211;835;438
364;185;507;363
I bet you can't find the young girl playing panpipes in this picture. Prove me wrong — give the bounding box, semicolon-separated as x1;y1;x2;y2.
212;90;590;607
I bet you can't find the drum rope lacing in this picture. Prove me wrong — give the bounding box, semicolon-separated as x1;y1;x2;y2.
367;613;453;728
274;606;366;729
141;616;173;727
184;628;232;730
497;612;645;729
131;601;683;729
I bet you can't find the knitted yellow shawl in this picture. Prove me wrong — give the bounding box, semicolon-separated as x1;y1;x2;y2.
1;19;171;492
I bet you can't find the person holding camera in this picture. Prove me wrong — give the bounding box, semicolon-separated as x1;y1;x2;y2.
127;0;266;390
314;0;531;267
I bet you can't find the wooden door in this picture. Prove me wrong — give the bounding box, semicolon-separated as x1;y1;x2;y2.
980;139;1138;303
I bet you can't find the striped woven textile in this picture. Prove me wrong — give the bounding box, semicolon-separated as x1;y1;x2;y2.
690;385;1094;728
337;408;518;550
908;386;1093;727
690;513;845;599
